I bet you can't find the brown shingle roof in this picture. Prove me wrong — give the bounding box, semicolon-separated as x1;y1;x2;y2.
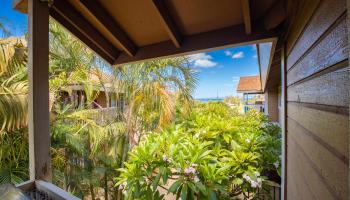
236;75;262;93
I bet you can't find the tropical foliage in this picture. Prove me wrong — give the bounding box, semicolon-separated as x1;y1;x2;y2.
224;96;242;106
114;58;197;147
117;102;281;199
0;18;281;200
0;36;29;184
0;19;197;199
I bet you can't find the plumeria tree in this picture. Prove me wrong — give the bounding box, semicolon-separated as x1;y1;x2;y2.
117;102;281;199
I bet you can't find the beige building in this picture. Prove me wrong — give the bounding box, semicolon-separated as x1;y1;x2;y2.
60;69;122;109
236;75;265;113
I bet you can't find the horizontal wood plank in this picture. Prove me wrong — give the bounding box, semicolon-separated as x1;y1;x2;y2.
286;145;317;200
285;0;320;56
287;16;348;85
286;0;346;70
16;180;35;191
288;137;341;200
288;117;349;165
287;109;348;163
35;180;80;200
287;67;349;107
288;124;348;199
288;101;348;116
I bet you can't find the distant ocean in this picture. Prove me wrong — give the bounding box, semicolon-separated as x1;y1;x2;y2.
196;98;224;102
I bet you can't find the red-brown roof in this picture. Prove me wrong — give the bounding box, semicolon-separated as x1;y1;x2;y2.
236;75;262;93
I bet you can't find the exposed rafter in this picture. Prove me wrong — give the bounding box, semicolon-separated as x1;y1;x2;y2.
152;0;182;48
114;24;278;66
241;0;252;34
80;0;137;57
50;10;115;64
263;0;287;30
51;0;120;64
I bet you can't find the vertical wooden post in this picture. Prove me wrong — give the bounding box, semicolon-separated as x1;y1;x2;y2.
28;0;51;181
347;1;350;199
280;46;287;200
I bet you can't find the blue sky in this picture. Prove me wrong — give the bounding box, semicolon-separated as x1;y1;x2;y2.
0;0;27;37
0;1;260;99
189;46;259;99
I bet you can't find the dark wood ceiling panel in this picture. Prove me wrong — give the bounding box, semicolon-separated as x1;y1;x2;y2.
50;10;116;64
13;0;284;66
165;0;244;35
250;0;278;20
52;0;120;63
91;0;170;46
80;0;138;57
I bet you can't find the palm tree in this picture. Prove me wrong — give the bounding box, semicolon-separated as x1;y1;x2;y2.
0;37;27;133
0;20;11;38
0;35;29;184
114;57;197;146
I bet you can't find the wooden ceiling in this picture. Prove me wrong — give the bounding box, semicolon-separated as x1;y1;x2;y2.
14;0;285;66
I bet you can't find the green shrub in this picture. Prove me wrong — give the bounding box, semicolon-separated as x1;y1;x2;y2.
116;102;281;199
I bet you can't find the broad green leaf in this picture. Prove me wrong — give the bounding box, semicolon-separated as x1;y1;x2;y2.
153;173;162;190
181;184;188;200
168;180;182;193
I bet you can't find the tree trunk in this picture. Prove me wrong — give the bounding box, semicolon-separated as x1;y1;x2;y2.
104;172;109;200
114;187;119;200
89;183;95;200
105;92;110;108
115;136;129;200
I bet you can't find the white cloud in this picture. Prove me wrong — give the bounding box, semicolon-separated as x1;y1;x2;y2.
232;51;244;59
194;59;217;67
224;50;232;56
191;68;201;73
188;53;217;68
253;54;258;58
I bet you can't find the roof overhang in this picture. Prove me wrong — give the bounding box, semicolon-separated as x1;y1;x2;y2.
237;90;263;94
256;38;278;92
62;84;118;93
13;0;285;66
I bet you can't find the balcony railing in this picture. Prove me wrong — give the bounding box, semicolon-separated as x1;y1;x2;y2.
81;107;121;124
14;180;80;200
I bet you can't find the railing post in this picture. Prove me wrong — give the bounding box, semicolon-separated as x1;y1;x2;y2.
28;0;51;181
347;1;350;199
280;45;287;200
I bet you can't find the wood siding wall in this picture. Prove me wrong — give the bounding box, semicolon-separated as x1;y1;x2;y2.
265;87;279;122
285;0;349;199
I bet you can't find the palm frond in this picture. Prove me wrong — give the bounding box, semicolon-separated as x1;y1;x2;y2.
0;41;28;132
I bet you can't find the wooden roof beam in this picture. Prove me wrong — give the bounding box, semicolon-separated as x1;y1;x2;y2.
241;0;252;34
263;0;287;30
51;0;120;64
50;10;115;64
114;23;278;66
152;0;182;48
80;0;138;57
